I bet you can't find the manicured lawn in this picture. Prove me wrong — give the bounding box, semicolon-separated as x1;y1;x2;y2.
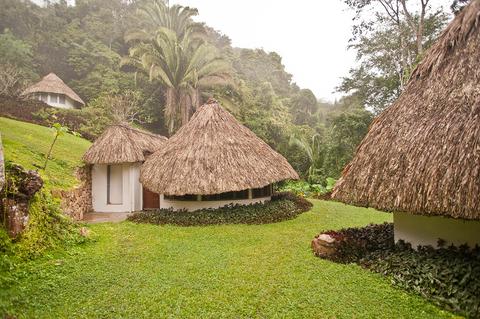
0;200;453;318
0;117;91;189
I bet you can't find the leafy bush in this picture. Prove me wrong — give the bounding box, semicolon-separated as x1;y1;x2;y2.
365;243;480;318
278;179;336;198
319;223;394;263
0;189;89;289
14;190;88;259
315;224;480;318
0;162;89;288
128;192;312;226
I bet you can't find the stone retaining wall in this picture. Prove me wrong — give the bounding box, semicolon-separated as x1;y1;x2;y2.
57;165;92;220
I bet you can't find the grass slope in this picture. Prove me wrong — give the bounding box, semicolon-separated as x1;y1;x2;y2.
0;117;91;189
0;200;453;318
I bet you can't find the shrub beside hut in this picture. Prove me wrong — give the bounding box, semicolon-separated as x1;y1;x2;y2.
331;0;480;248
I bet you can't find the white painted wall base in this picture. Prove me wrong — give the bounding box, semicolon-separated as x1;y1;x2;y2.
35;93;77;109
394;212;480;249
159;194;271;212
91;163;143;213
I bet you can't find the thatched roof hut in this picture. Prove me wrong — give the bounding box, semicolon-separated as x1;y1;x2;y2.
23;73;85;106
83;123;167;164
332;0;480;221
140;98;299;196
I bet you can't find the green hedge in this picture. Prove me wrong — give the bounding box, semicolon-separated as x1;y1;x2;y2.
316;224;480;318
127;192;312;226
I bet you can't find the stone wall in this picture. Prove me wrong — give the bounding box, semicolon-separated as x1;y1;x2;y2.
58;165;92;220
1;163;43;237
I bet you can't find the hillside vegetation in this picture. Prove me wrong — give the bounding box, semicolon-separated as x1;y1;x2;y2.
1;200;453;319
0;117;91;189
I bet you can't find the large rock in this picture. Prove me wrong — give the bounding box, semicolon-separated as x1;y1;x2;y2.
311;233;337;257
1;163;43;237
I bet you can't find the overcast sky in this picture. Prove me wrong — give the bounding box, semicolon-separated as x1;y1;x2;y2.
170;0;356;102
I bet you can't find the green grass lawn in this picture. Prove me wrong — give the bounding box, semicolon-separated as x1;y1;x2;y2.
0;200;453;319
0;117;91;189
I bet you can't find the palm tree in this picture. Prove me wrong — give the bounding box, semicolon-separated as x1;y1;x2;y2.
127;0;204;41
124;1;231;134
289;134;324;183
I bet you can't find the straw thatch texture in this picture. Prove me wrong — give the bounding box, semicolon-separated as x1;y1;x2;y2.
332;0;480;221
22;73;85;106
140;99;299;195
83;123;167;164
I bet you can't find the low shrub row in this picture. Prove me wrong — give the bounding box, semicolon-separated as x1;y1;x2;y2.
319;223;394;263
127;192;313;226
314;224;480;318
278;179;335;199
365;243;480;318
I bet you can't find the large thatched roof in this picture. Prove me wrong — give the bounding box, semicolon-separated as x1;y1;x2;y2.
332;0;480;221
83;123;167;164
22;73;85;106
140;99;299;195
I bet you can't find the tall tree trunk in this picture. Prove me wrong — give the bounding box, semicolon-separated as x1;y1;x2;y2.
179;90;189;128
165;88;178;136
190;87;201;112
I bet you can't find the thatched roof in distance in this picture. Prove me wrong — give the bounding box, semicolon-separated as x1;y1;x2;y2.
22;73;85;106
83;123;167;164
332;0;480;221
140;98;299;195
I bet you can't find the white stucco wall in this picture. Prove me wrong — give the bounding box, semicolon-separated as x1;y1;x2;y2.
394;212;480;249
36;93;77;109
159;194;271;212
91;163;143;213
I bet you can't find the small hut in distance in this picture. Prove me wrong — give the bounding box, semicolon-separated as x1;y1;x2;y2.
83;123;167;213
332;0;480;248
140;98;299;211
22;73;85;109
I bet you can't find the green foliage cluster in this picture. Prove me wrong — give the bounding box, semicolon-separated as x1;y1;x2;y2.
13;190;87;260
278;178;336;198
339;0;449;113
316;223;480;317
317;223;395;263
0;188;88;288
366;243;480;318
128;192;312;226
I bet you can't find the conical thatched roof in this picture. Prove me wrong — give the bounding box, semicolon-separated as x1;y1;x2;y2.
83;123;167;164
140;99;299;195
332;0;480;221
22;73;85;106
